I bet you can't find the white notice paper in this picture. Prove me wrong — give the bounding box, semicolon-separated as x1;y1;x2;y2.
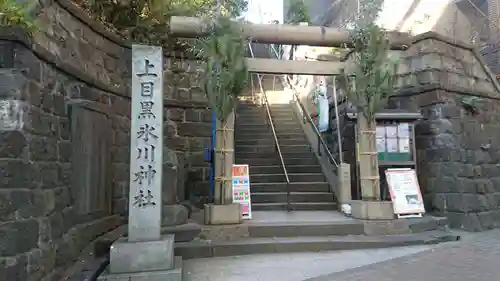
376;126;386;138
398;123;410;138
386;138;398;152
376;138;386;153
386;126;398;138
385;168;425;215
399;138;410;153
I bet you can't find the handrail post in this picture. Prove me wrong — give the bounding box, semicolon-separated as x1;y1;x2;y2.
286;182;291;212
317;134;321;156
333;78;343;164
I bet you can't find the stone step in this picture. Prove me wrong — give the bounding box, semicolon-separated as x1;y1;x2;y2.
174;231;460;259
249;165;322;174
235;132;306;140
238;104;293;111
236;138;308;146
236;126;304;134
236;144;311;154
237;157;318;166
252;202;337;211
234;121;300;127
236;151;316;159
237;111;296;119
251;182;330;193
250;173;326;183
251;192;334;203
246;221;366;238
236;116;298;123
236;112;297;119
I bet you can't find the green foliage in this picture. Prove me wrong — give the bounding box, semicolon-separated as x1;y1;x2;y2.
459;95;483;115
0;0;37;31
81;0;248;46
338;23;398;122
194;17;248;122
285;0;310;24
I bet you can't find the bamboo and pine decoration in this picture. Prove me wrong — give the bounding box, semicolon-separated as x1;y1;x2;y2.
338;23;398;201
196;17;249;205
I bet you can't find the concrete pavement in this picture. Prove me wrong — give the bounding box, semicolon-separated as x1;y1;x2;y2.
183;229;500;281
183;245;436;281
305;229;500;281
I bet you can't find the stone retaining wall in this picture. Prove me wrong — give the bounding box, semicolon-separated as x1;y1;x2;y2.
326;32;500;231
0;0;210;280
392;32;500;231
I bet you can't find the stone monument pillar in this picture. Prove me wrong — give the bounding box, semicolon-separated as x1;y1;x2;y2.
98;45;182;281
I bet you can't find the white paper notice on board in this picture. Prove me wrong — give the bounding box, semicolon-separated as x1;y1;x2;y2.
399;138;410;153
376;138;386;152
376;126;386;138
232;164;252;219
386;138;398;152
385;168;425;215
386;126;397;138
398;123;409;138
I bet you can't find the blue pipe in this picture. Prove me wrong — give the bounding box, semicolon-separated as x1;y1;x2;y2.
209;110;216;200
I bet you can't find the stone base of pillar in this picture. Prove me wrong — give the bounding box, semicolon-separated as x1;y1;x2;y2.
98;257;183;281
337;162;352;206
204;203;242;225
98;235;183;281
162;204;189;226
351;200;394;220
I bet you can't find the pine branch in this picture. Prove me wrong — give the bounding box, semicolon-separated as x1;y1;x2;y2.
338;23;397;122
198;16;249;122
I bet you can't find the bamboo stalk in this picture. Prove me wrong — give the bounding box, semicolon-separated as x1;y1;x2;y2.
357;115;381;200
214;111;235;205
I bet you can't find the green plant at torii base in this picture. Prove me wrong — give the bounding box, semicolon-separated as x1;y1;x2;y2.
337;23;398;201
195;17;249;122
193;16;248;205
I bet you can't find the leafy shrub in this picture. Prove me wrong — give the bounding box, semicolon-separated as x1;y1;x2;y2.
0;0;37;31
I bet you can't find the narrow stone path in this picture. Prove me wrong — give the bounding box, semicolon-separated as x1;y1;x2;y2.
183;245;435;281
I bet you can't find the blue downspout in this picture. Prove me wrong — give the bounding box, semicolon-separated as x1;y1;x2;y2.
209;110;216;200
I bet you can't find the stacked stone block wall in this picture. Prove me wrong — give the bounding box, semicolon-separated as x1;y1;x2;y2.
0;0;209;280
391;33;500;231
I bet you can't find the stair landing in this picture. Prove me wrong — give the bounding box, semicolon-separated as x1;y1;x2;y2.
166;210;459;260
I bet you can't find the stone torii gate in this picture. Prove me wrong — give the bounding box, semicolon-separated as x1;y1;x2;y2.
169;16;411;225
170;16;409;75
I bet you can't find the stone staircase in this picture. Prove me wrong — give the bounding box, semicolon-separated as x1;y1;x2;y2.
168;101;459;261
234;101;337;211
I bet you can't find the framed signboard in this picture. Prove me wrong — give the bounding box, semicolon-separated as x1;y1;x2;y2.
232;164;252;220
385;168;425;218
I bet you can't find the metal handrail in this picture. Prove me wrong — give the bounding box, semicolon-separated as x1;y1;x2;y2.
266;43;340;169
249;45;291;212
293;90;339;168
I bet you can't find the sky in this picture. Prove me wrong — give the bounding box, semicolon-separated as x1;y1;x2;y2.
244;0;284;23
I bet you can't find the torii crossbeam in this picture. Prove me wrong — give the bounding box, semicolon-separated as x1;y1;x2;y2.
169;16;410;49
169;17;410;76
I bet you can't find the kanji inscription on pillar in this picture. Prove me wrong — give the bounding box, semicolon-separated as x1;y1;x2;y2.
129;45;163;242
